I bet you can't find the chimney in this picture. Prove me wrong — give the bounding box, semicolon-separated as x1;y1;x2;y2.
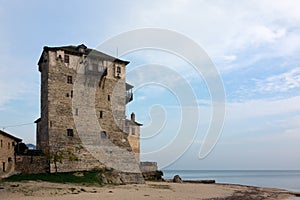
131;112;135;122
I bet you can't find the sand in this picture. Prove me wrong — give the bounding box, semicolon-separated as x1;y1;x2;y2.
0;180;296;200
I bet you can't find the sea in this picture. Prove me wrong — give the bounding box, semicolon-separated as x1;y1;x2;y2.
162;170;300;193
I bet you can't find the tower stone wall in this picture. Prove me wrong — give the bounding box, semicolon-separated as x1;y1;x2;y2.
35;45;142;179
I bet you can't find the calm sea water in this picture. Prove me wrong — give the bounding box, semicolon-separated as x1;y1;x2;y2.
162;170;300;192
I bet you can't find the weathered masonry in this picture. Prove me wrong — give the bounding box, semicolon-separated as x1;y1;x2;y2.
35;44;142;182
0;130;22;178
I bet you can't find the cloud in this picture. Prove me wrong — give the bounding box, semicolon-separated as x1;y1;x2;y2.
123;1;300;73
225;95;300;121
256;67;300;92
249;25;286;45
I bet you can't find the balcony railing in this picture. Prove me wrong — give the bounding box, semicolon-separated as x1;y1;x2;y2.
126;83;134;104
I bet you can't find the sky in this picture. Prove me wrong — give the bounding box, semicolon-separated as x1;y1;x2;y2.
1;0;300;170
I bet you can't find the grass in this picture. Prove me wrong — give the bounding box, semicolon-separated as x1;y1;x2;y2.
3;170;104;185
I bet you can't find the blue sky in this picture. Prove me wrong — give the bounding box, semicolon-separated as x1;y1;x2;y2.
1;0;300;170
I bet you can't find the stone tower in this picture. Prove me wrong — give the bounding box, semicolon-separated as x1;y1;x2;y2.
35;44;142;182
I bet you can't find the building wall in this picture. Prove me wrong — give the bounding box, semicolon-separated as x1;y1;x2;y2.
0;135;16;178
15;155;49;174
128;135;140;162
126;114;141;162
46;51;102;173
140;162;158;173
37;47;140;174
36;51;50;150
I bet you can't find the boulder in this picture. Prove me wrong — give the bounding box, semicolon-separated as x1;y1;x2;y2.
142;170;164;181
97;169;145;185
97;170;124;185
173;175;182;183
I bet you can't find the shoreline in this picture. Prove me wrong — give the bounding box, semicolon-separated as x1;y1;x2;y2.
1;180;299;200
162;170;300;193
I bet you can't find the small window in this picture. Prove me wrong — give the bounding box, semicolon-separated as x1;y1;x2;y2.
66;93;69;97
67;75;72;84
8;142;10;150
100;111;103;119
100;131;107;139
8;157;12;162
75;108;78;116
71;90;73;98
3;162;5;172
0;140;2;148
67;129;74;137
64;55;69;63
108;95;110;101
131;127;135;135
117;66;121;73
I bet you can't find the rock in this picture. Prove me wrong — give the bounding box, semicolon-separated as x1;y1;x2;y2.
97;169;145;185
173;175;182;183
183;180;216;184
99;173;108;184
142;170;164;181
97;170;123;185
10;184;19;187
73;172;84;177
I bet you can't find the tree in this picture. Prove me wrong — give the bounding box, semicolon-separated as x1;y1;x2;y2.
44;145;83;173
45;149;64;173
14;142;28;155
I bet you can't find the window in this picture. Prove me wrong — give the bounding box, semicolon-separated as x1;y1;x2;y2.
66;93;69;97
64;55;69;63
117;66;121;73
75;108;78;116
71;90;73;98
0;140;2;148
100;131;107;139
132;127;135;135
67;75;72;84
108;95;110;101
8;142;10;150
67;129;74;137
100;111;103;119
3;162;5;172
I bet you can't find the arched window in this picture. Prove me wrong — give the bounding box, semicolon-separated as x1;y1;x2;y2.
100;131;107;139
117;66;121;73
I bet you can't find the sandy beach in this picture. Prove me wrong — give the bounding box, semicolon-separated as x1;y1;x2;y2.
0;180;297;200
